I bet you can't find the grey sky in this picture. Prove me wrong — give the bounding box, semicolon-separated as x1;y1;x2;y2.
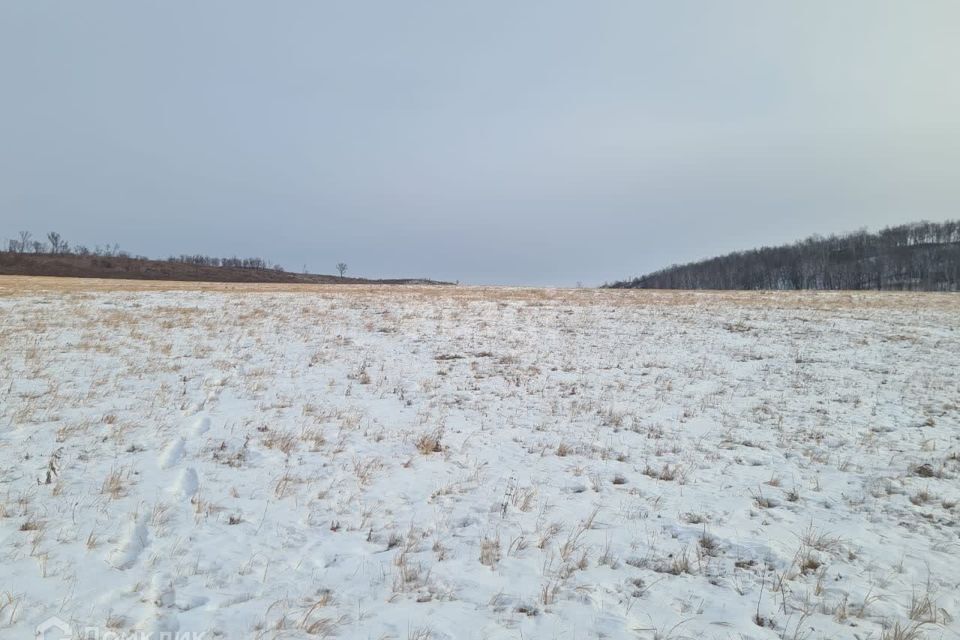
2;1;958;285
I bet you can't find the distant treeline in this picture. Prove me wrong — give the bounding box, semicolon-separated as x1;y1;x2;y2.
166;254;282;271
607;220;960;291
0;229;448;284
4;230;284;272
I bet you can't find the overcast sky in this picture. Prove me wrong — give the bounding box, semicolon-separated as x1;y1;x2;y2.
2;2;958;285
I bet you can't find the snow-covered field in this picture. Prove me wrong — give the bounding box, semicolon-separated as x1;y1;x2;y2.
2;277;959;640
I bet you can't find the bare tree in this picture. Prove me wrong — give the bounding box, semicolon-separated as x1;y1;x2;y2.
18;231;32;253
31;241;45;254
336;262;348;278
47;231;62;254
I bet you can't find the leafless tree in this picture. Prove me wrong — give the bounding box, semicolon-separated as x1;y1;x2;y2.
18;231;31;253
47;231;62;254
31;241;45;254
336;262;348;278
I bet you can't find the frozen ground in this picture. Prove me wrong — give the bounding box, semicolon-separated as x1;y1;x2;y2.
1;278;959;640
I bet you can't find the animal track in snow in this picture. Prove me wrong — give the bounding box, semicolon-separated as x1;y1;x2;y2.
170;467;199;500
158;437;186;469
191;415;211;437
108;514;149;570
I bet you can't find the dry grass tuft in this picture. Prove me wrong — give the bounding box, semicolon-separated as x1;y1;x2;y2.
101;467;129;499
414;429;444;455
479;536;501;567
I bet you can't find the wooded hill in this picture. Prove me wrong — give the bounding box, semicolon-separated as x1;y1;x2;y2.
1;231;446;285
607;220;960;291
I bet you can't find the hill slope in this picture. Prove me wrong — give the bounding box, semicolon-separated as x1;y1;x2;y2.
0;252;446;285
607;220;960;291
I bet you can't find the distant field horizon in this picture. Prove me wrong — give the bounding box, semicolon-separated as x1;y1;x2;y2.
3;274;958;306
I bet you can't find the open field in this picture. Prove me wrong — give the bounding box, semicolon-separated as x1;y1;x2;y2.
1;276;959;639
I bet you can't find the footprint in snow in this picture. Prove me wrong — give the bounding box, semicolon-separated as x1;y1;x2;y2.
191;415;211;437
158;437;186;469
150;572;176;608
109;514;149;570
118;589;201;628
176;595;209;612
138;612;180;638
171;467;199;500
